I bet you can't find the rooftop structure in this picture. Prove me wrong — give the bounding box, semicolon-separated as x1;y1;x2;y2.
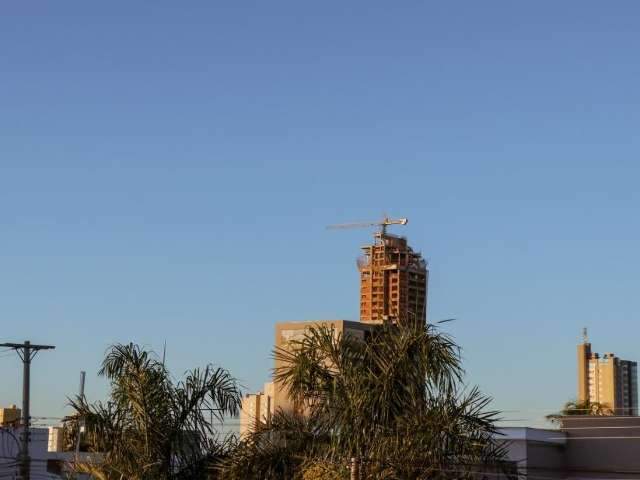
497;419;640;479
495;427;566;479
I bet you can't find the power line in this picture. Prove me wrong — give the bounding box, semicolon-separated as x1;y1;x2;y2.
0;341;55;480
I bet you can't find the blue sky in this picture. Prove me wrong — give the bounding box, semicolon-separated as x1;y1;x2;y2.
2;1;640;427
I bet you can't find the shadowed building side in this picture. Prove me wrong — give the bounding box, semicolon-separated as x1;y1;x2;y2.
577;330;591;405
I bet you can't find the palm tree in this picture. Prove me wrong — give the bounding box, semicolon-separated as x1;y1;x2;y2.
546;399;612;423
66;343;242;480
221;322;512;479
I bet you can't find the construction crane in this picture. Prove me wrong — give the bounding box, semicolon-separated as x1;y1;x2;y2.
327;216;408;236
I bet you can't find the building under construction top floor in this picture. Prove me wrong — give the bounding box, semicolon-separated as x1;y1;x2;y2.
358;232;428;325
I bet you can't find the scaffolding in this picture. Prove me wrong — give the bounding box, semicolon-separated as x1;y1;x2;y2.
359;233;428;325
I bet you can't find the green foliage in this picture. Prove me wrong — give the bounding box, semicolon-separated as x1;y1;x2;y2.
221;322;512;479
66;343;241;480
546;399;613;423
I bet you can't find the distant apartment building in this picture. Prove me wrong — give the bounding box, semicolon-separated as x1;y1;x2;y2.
359;232;428;325
240;382;275;438
48;426;65;452
0;404;21;427
577;330;638;415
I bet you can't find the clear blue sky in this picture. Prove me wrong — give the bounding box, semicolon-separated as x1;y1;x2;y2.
2;1;640;427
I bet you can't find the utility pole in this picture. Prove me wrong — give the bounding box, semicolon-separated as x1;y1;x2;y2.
75;371;86;458
0;341;55;480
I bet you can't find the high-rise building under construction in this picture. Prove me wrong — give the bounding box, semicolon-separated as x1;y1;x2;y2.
358;229;428;325
241;218;429;432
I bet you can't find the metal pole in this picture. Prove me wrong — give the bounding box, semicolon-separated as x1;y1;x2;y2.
350;457;359;480
21;341;31;480
75;371;86;457
0;341;55;480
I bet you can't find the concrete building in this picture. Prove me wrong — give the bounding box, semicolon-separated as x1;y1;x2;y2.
0;426;92;479
498;418;640;479
274;320;371;415
240;382;275;438
0;404;21;427
240;320;372;436
495;427;566;479
577;330;638;415
48;425;65;452
560;415;640;478
358;232;428;325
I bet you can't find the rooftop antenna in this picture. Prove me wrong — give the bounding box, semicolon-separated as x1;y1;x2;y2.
75;371;86;458
327;216;408;236
162;340;167;367
582;327;588;343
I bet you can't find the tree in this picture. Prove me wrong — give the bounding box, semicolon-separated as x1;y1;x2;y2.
66;343;242;480
221;322;512;479
546;399;612;423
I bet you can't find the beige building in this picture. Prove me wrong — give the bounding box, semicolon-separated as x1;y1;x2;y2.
241;320;373;436
0;404;21;427
239;382;275;438
359;232;428;325
48;426;65;452
274;320;371;415
577;330;638;415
